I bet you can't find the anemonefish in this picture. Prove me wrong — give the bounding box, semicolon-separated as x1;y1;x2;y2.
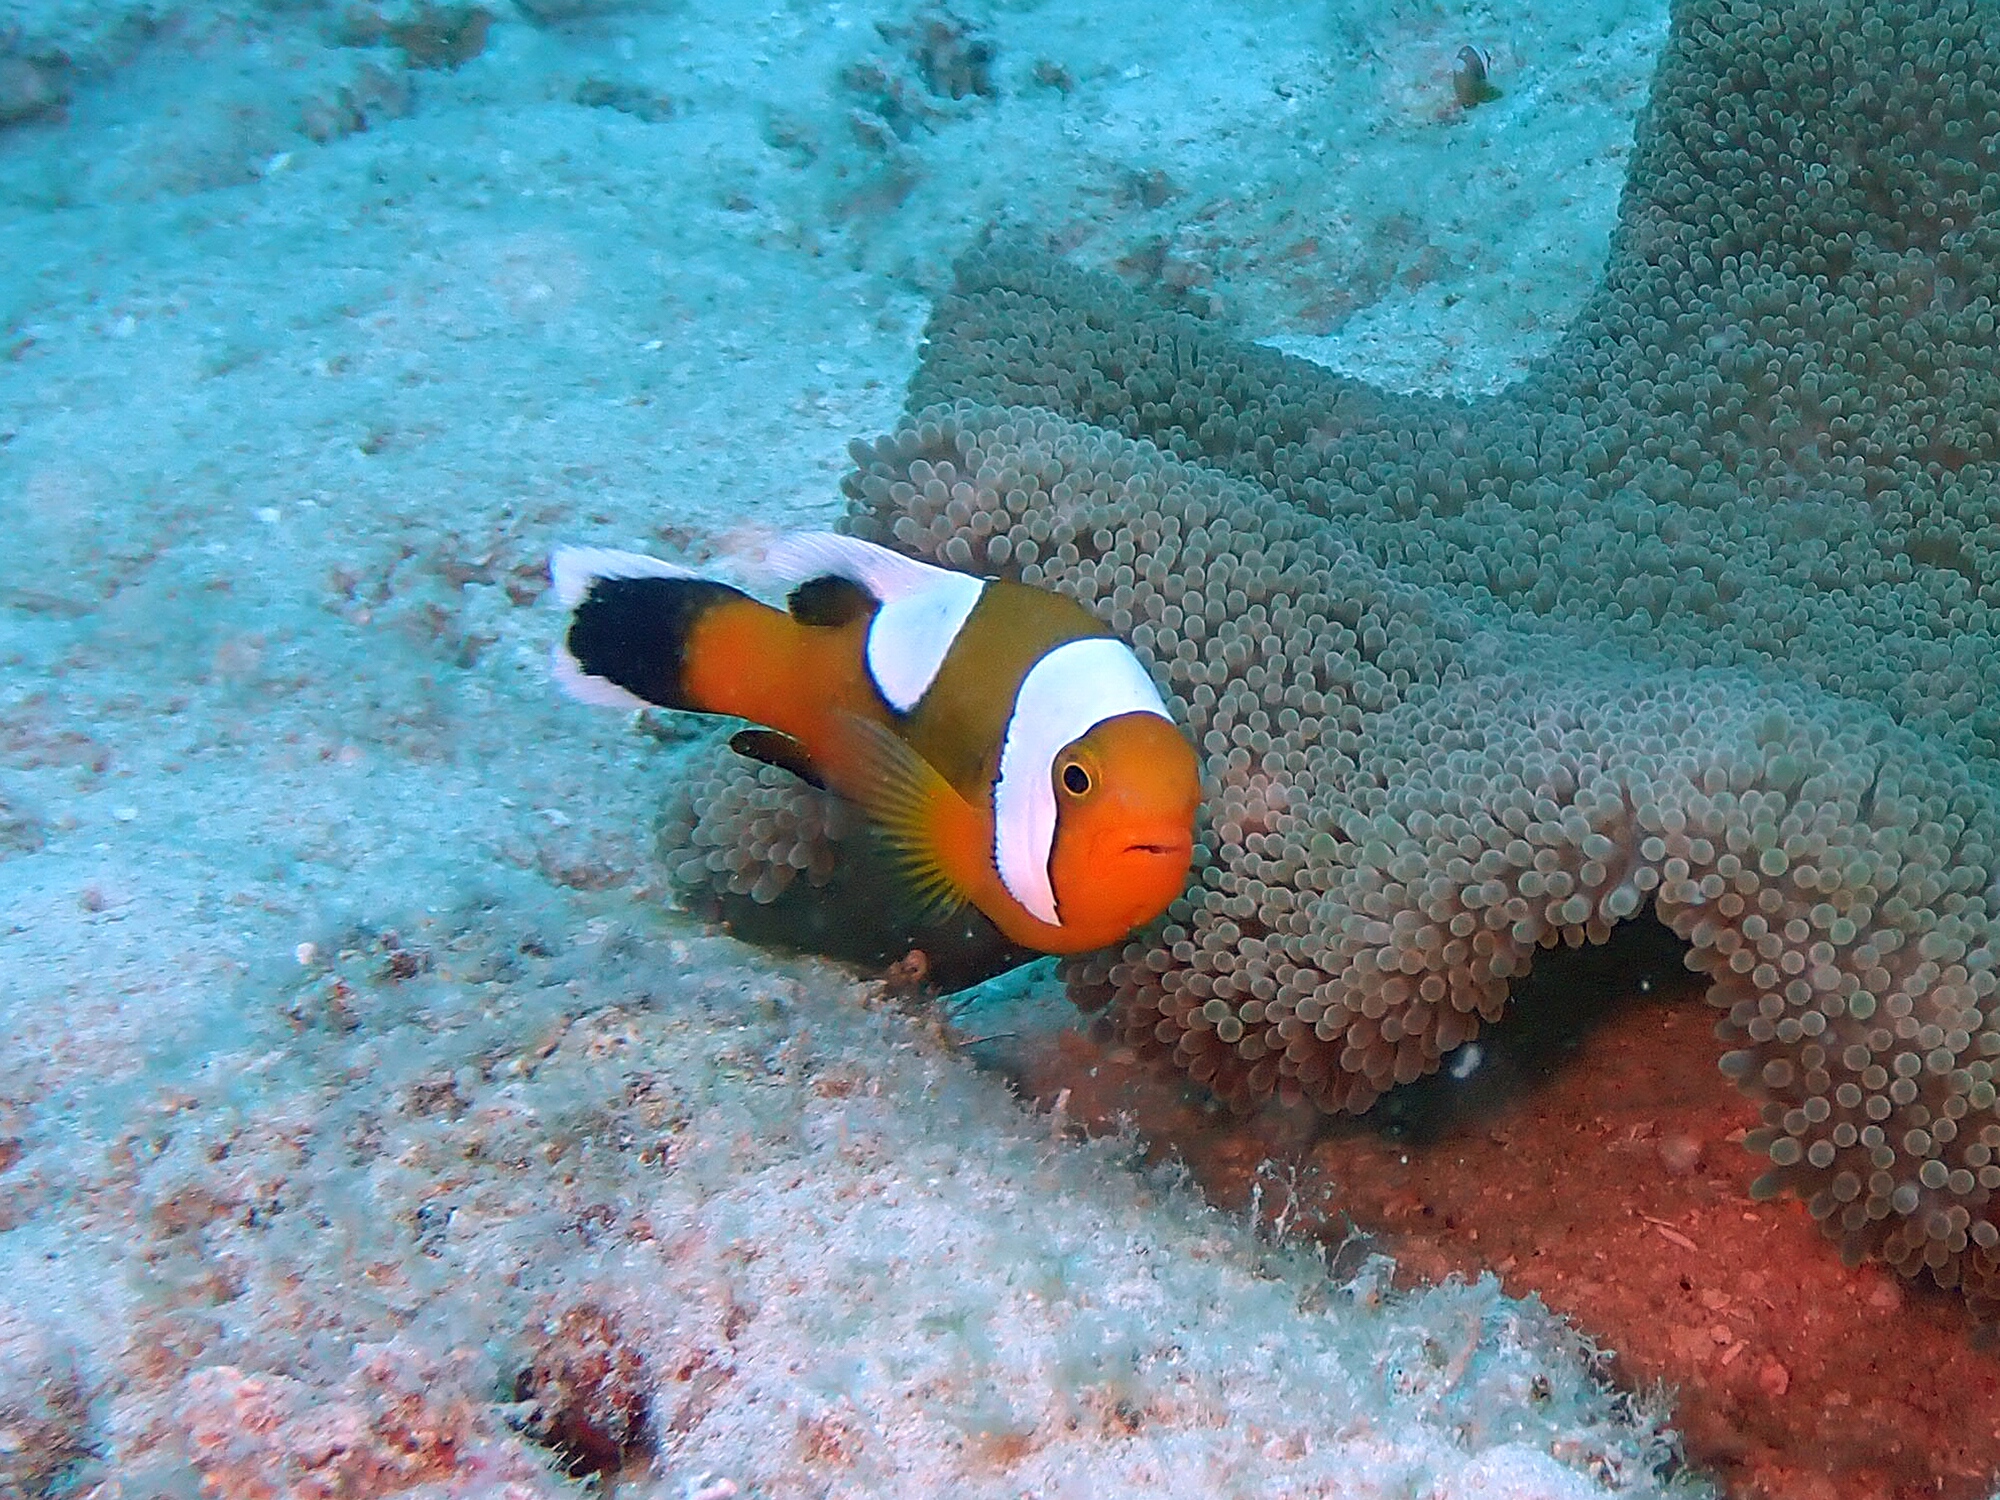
550;532;1200;955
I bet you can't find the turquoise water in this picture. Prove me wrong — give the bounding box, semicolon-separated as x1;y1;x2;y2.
0;0;1844;1492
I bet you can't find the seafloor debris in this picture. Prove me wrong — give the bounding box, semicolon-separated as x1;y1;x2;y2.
0;54;63;125
513;1303;653;1477
1453;45;1501;108
336;1;493;71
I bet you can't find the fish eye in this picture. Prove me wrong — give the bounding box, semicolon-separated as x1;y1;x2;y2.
1061;762;1091;795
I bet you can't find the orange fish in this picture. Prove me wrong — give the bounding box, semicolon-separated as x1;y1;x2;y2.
551;532;1200;954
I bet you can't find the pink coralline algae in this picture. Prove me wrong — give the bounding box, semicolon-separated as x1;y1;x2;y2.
177;1342;546;1499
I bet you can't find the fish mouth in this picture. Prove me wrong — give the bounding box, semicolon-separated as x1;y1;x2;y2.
1125;840;1193;858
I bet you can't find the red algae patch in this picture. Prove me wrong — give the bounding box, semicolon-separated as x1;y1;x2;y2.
983;947;2000;1500
513;1302;654;1478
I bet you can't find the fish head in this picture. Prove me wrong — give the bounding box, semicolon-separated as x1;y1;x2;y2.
1043;710;1201;948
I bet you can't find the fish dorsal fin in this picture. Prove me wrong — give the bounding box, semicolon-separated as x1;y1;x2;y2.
761;532;960;600
728;728;826;790
835;712;979;920
763;533;987;716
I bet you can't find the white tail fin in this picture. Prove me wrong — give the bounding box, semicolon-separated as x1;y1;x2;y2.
549;545;703;709
550;546;697;610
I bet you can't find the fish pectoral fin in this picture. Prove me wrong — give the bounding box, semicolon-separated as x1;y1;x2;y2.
728;728;827;790
836;712;978;920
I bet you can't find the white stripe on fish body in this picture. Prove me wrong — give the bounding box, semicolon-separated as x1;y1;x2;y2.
993;637;1174;926
864;573;987;712
762;532;988;713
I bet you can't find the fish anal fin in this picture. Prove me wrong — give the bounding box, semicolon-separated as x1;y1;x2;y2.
787;575;876;628
836;712;982;921
729;728;827;789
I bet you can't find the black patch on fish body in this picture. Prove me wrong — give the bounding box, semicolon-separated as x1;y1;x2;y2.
566;576;747;710
787;574;877;628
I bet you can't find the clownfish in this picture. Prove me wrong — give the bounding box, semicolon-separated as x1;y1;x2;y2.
550;532;1200;955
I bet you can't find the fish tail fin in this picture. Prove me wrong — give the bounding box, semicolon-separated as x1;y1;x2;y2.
551;546;787;715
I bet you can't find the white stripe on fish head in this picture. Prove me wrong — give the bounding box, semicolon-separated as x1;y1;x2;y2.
993;637;1173;927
